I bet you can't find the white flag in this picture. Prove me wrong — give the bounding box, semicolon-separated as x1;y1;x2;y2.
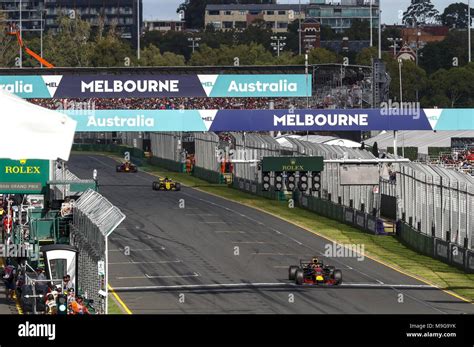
0;89;77;160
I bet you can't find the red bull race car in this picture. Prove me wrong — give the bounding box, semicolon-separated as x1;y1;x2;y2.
152;177;181;191
289;258;342;285
116;161;138;173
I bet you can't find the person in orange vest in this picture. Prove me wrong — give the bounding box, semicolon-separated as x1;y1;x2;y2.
70;295;90;315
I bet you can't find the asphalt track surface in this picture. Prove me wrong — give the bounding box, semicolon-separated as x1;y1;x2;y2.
69;154;474;314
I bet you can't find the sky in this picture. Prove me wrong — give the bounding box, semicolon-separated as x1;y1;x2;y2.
143;0;457;24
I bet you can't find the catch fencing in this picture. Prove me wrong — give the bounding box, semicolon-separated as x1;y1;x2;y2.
71;189;125;314
397;163;473;249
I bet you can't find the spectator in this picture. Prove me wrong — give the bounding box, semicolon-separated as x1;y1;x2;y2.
62;274;73;293
45;294;57;315
70;295;90;315
3;264;16;301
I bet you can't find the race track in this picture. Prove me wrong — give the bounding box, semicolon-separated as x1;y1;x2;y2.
68;154;474;314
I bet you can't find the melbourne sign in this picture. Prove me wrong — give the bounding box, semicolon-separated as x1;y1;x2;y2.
0;159;50;194
61;108;474;132
0;74;311;98
262;157;324;172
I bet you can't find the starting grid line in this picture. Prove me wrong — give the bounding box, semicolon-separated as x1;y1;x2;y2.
110;282;435;292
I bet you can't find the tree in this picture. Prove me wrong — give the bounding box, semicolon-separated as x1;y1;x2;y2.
422;66;474;107
43;15;93;67
355;47;378;66
189;43;274;66
140;45;185;66
0;12;18;67
343;19;370;41
89;28;134;67
419;30;471;74
403;0;440;27
440;2;474;28
292;47;340;65
385;58;428;103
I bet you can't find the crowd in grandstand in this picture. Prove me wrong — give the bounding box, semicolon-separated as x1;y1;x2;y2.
30;97;317;110
435;148;474;174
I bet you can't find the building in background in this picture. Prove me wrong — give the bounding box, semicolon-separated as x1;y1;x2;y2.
301;18;321;51
204;3;306;32
205;1;379;33
306;0;379;33
144;19;185;32
0;0;143;43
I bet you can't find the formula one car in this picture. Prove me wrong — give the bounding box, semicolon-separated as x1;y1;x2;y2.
289;258;342;285
116;161;138;173
152;177;181;191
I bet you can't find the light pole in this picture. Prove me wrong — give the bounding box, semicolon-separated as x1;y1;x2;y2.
39;8;44;68
188;37;201;53
387;37;402;57
271;36;286;57
19;0;22;68
137;0;141;60
469;0;472;62
378;6;382;59
370;0;373;47
398;58;403;104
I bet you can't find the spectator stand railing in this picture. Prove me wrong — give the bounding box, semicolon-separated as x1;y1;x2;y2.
71;189;125;314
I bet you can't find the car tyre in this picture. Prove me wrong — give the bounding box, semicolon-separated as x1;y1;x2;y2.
288;266;299;280
174;183;181;191
333;269;342;285
295;269;304;285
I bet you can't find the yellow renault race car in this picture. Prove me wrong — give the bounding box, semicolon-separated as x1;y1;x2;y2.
152;177;181;191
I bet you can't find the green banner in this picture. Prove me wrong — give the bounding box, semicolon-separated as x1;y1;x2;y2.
262;156;324;172
0;159;50;194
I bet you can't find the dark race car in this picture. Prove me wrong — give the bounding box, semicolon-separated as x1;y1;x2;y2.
152;177;181;191
289;258;342;286
116;162;138;173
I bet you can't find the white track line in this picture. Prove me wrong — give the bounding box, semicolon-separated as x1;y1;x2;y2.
215;230;246;234
111;282;435;291
109;247;165;252
116;272;199;280
109;260;182;265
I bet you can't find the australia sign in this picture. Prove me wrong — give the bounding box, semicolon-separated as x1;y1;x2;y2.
62;108;474;132
0;74;311;98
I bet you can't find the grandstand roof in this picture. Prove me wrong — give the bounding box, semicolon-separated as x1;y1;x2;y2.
365;131;474;155
275;134;361;148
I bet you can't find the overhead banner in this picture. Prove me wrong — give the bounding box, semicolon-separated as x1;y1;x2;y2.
63;108;474;132
0;74;311;98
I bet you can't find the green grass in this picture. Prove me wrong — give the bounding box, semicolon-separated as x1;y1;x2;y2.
74;151;474;303
107;294;126;314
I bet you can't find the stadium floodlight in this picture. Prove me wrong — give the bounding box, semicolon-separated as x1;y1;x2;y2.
286;172;296;192
274;172;284;191
262;172;271;191
312;172;321;192
298;172;309;191
270;36;287;57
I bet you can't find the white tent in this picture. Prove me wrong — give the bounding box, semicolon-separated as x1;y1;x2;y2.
0;89;77;160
